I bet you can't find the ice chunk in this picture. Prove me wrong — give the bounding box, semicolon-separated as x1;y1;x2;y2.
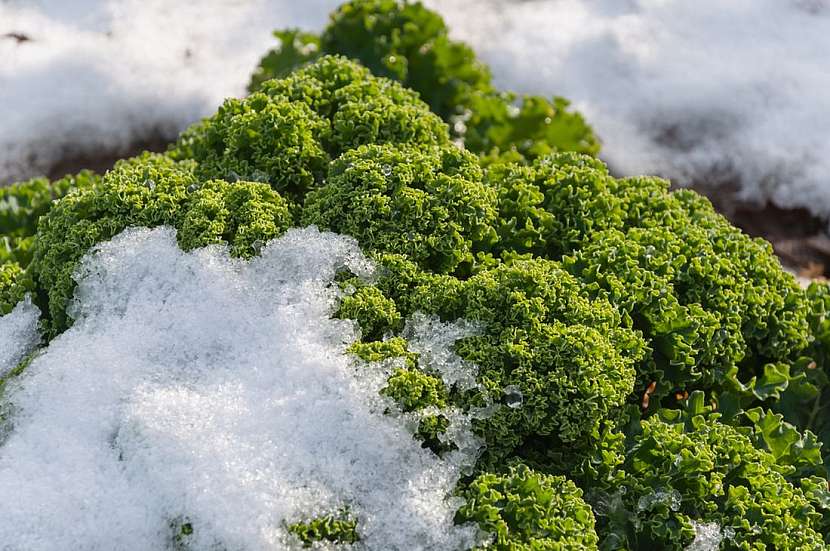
686;521;727;551
404;312;482;392
0;226;480;550
0;296;40;379
637;487;681;512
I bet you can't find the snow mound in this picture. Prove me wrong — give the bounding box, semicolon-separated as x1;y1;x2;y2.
0;226;482;550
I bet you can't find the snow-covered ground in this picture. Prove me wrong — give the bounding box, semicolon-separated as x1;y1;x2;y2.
432;0;830;215
2;0;829;217
0;0;341;182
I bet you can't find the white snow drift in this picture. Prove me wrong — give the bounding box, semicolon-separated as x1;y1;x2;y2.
0;226;484;551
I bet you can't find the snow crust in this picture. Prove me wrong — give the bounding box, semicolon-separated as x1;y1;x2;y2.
429;0;830;216
0;296;40;378
0;226;482;550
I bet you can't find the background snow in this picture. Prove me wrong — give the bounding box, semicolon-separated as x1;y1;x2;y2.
428;0;830;215
0;0;341;183
0;226;482;550
2;0;829;216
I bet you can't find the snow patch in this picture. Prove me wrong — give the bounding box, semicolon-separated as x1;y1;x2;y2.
0;296;40;378
0;0;342;183
428;0;830;218
0;226;482;550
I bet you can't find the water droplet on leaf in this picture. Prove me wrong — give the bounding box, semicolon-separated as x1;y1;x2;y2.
503;385;523;408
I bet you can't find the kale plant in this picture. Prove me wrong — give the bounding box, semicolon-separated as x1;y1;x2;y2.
0;9;828;549
249;0;599;163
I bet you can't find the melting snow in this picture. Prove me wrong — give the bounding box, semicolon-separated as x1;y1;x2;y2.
404;312;482;393
636;487;681;513
686;520;731;551
501;385;523;409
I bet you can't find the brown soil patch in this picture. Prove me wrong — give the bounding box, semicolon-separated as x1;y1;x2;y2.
689;181;830;280
44;136;172;181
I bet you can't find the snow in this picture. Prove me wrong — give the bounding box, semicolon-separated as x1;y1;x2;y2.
403;312;482;393
636;487;681;513
0;0;342;184
2;0;829;213
686;520;732;551
0;226;483;550
0;296;40;379
429;0;830;216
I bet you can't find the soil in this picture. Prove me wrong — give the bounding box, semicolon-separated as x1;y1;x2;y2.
689;181;830;281
44;136;172;182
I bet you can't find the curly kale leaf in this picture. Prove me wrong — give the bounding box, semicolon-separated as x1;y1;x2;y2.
249;0;598;161
456;464;600;550
303;143;497;274
591;413;826;550
177;55;448;204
